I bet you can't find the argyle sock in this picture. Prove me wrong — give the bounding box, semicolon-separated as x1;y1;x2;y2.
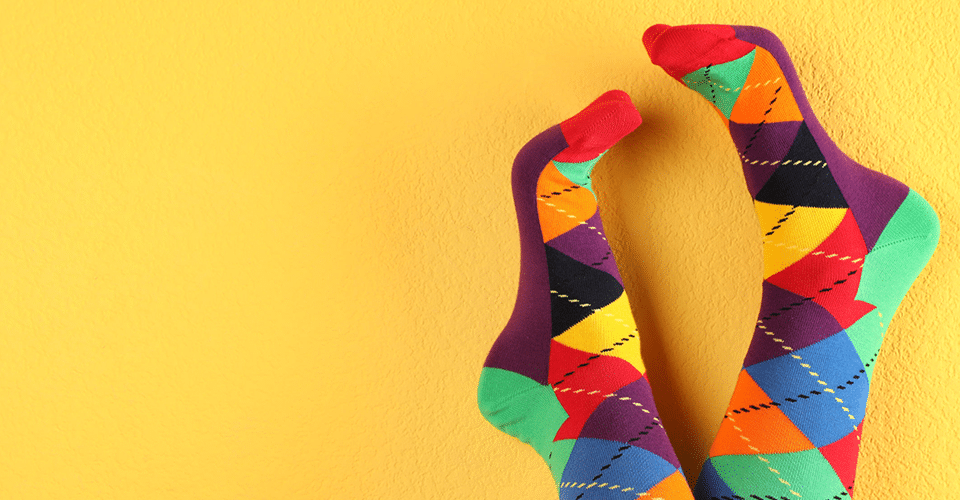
478;90;694;499
644;25;940;499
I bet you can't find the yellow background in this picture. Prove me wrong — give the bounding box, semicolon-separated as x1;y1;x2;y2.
2;1;957;498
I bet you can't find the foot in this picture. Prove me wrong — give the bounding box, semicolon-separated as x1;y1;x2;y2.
478;90;694;499
645;24;940;500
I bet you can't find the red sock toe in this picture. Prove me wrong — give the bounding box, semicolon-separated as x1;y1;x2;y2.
642;24;671;55
556;90;642;163
643;24;755;82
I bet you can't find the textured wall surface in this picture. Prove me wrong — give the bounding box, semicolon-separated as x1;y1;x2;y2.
1;1;957;499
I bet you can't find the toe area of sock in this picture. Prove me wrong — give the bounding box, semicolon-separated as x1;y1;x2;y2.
643;24;756;82
642;24;671;55
556;90;641;163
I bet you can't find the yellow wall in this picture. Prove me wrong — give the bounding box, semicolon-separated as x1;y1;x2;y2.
2;1;957;498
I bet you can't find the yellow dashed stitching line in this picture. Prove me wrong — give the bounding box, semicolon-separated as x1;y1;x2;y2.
548;289;641;387
550;290;637;334
759;318;861;434
761;241;866;265
551;385;661;419
725;414;803;498
559;482;638;492
537;197;606;241
738;154;827;168
682;76;782;92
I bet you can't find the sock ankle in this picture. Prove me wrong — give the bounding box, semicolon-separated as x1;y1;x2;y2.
478;90;694;499
645;24;939;499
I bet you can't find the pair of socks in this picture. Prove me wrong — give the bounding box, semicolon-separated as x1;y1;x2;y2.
478;24;940;500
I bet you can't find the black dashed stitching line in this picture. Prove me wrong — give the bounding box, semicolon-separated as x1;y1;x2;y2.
704;65;719;106
538;184;581;199
552;332;637;387
574;420;660;497
742;85;782;155
755;270;859;325
733;82;837;240
724;349;880;418
590;250;612;267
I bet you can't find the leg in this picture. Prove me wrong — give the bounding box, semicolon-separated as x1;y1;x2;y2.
644;24;939;499
479;90;694;499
